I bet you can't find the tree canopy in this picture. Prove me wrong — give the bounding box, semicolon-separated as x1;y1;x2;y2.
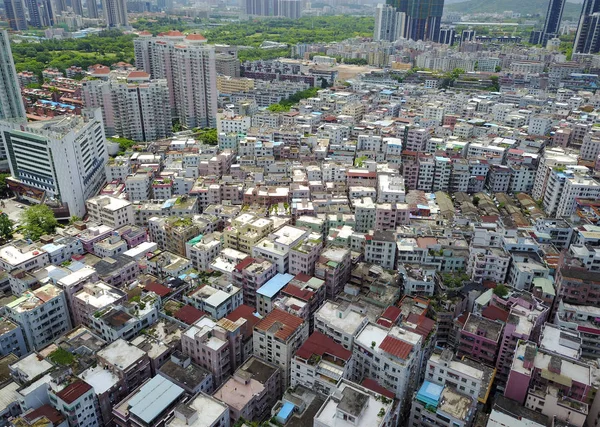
0;214;13;241
10;30;136;81
20;204;59;240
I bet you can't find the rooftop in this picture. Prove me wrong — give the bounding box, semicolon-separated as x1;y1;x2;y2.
97;339;147;370
126;376;185;424
316;301;367;336
166;394;228;427
257;273;295;298
255;309;304;341
159;359;211;390
295;331;352;363
10;354;53;381
462;313;503;342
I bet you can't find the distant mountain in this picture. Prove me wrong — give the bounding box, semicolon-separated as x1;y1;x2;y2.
446;0;583;19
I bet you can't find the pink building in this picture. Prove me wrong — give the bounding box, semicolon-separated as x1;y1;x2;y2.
315;247;351;299
232;257;277;307
212;357;281;424
506;339;596;411
289;235;322;276
457;313;503;366
494;294;549;386
181;316;244;386
553;128;572;148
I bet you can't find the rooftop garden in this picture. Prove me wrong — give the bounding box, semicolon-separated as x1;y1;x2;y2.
48;348;75;366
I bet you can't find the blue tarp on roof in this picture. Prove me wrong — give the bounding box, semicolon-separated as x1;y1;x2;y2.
277;402;295;423
256;273;294;298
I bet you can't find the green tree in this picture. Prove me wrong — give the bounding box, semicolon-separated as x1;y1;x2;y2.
267;103;290;112
0;173;11;197
0;214;14;241
69;215;81;225
20;204;58;240
493;284;509;298
195;128;218;145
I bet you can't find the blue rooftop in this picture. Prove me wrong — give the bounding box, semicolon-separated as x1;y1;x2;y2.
416;381;443;408
162;199;175;209
256;273;294;298
128;376;184;424
276;401;295;423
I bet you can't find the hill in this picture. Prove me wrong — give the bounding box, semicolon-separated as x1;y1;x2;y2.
446;0;582;19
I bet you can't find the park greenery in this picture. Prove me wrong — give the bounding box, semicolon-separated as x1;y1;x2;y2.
10;17;374;78
11;29;135;81
203;16;374;48
267;87;320;112
20;204;59;240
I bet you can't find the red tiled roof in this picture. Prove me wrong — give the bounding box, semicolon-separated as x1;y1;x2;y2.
55;381;92;404
234;257;255;271
294;273;312;282
174;305;206;325
361;379;395;399
295;331;351;361
379;335;413;360
127;71;150;79
226;304;261;333
185;33;206;40
145;282;171;297
482;305;510;323
456;312;469;326
377;306;401;328
138;30;152;36
282;284;314;302
255;309;304;341
347;171;377;178
24;404;65;424
416;237;438;249
159;30;184;37
405;313;435;338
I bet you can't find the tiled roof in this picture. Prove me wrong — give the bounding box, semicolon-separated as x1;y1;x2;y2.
185;34;206;40
234;257;255;271
145;282;171;297
174;305;206;325
255;309;304;341
55;380;92;404
361;378;395;399
378;306;401;327
127;71;150;79
23;404;65;424
295;331;351;361
379;335;413;360
482;305;509;323
282;284;314;301
226;304;261;336
405;313;435;338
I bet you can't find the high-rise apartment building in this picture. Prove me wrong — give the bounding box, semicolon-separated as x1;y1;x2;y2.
386;0;444;42
71;0;83;15
0;31;25;121
374;4;406;42
0;109;108;217
134;32;218;129
102;0;128;27
574;0;600;53
541;0;566;46
82;70;171;142
3;0;27;30
87;0;99;18
244;0;302;18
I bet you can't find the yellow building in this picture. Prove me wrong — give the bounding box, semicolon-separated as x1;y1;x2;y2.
217;75;255;94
